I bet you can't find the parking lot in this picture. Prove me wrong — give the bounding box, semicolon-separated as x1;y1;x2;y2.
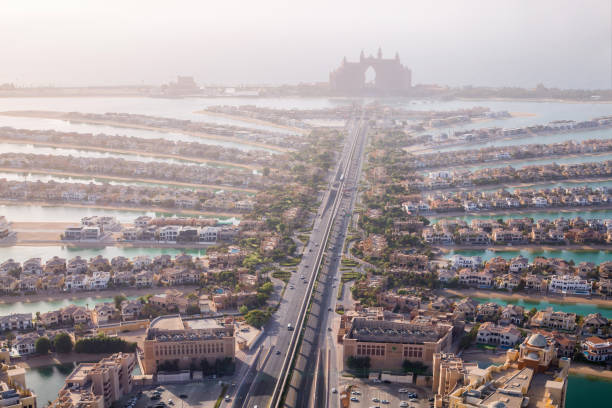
118;380;234;408
339;379;433;408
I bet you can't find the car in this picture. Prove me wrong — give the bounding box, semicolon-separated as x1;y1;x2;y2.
179;395;187;399
372;378;382;383
351;391;361;395
429;397;435;402
328;307;332;311
289;285;294;289
224;395;231;402
399;402;409;408
276;350;281;355
372;397;380;402
350;397;359;402
398;389;409;393
381;400;389;404
300;275;304;279
327;327;332;331
331;388;337;394
150;396;161;401
167;400;174;405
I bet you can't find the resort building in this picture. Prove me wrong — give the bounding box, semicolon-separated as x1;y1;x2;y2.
342;318;452;370
142;315;235;375
50;353;135;408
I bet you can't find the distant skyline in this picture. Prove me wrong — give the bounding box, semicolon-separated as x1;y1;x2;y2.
1;0;611;89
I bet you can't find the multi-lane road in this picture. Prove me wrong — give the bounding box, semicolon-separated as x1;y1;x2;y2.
234;113;367;408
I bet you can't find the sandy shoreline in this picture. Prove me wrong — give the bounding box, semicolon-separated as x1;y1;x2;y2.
440;288;612;308
0;110;289;153
0;199;242;218
0;166;258;193
0;138;260;170
194;109;309;135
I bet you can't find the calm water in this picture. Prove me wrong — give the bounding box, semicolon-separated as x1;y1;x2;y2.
0;245;208;263
565;374;612;408
0;204;239;223
429;209;612;224
443;248;612;264
25;362;78;407
473;297;612;318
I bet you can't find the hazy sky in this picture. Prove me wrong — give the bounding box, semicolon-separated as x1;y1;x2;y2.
1;0;611;88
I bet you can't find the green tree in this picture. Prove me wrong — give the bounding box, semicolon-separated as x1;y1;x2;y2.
239;305;248;315
114;295;127;310
185;305;200;315
35;337;51;354
244;310;270;328
54;333;73;353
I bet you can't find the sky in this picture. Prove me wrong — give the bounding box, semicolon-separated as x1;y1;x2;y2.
1;0;611;89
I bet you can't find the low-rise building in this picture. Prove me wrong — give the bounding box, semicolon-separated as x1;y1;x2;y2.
548;275;591;295
530;307;577;332
0;313;33;331
476;322;521;346
581;336;611;362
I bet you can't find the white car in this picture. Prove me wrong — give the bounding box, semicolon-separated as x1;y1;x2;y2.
331;388;337;394
399;402;409;408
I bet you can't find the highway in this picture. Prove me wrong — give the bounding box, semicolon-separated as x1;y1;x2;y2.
235;113;367;408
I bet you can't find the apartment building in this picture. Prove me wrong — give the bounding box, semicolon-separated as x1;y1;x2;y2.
142;315;235;374
342;318;452;370
51;353;135;408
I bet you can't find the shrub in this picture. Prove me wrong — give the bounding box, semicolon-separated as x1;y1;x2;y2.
74;335;137;353
54;333;73;353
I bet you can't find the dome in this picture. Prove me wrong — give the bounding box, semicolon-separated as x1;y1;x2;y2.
527;333;547;348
